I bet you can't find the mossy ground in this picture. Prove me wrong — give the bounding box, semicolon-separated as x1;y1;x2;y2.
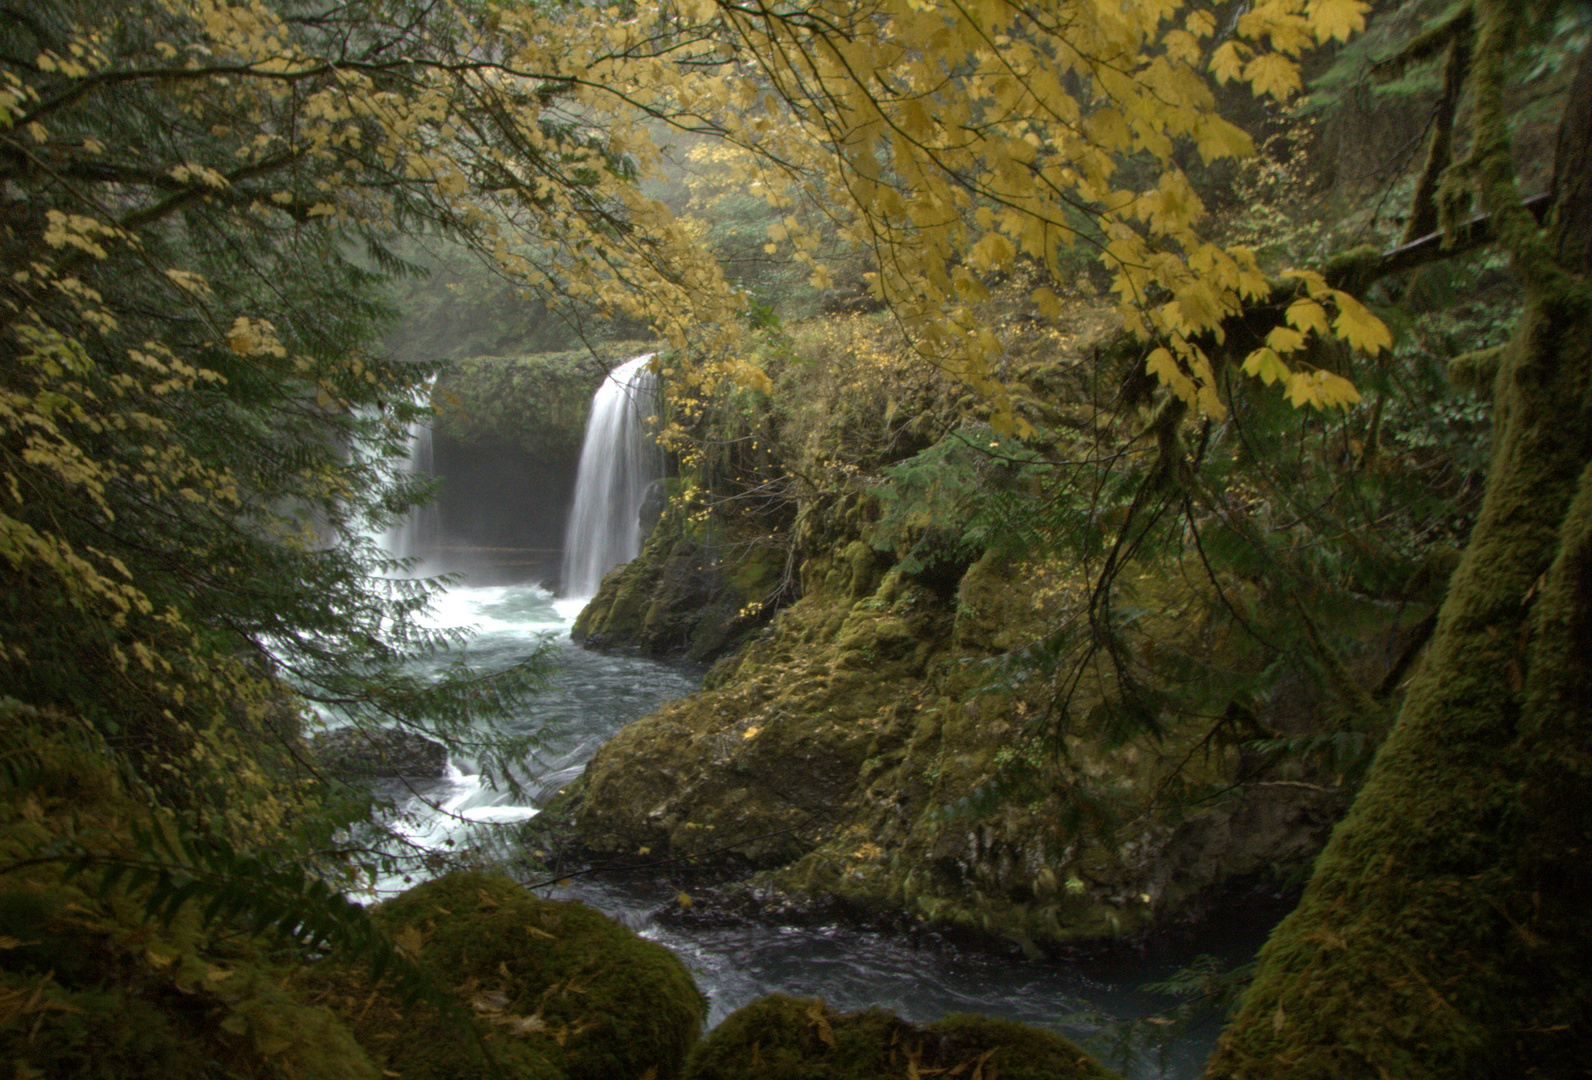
683;995;1117;1080
297;871;706;1080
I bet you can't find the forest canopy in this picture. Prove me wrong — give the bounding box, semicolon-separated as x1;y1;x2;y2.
0;0;1382;813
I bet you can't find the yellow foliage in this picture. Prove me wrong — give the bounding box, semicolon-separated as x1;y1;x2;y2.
639;0;1386;421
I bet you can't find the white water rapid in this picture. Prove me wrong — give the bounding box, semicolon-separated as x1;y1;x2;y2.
348;585;1248;1077
560;354;662;599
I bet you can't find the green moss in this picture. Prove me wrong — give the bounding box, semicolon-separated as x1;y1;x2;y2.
325;871;705;1080
433;344;655;458
575;508;783;661
1205;187;1592;1074
683;995;1114;1080
573;505;1340;951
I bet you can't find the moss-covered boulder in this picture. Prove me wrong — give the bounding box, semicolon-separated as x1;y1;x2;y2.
683;995;1115;1080
314;871;705;1080
573;506;787;661
563;315;1358;951
567;441;1348;951
568;501;1345;949
0;705;702;1080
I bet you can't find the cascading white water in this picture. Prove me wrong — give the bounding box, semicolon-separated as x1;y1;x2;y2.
561;354;662;599
384;420;442;567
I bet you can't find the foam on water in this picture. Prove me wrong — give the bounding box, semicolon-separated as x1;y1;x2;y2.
418;582;570;636
359;576;1237;1076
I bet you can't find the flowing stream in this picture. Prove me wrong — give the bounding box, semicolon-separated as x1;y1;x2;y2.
361;582;1262;1080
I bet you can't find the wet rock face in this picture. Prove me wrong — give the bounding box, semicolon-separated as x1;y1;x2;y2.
310;727;448;779
427;348;659;571
572;518;785;663
432;352;611;462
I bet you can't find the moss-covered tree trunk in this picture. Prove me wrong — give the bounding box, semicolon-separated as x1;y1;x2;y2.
1203;24;1592;1078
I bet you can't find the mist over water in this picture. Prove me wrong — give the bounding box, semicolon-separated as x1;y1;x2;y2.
560;355;662;599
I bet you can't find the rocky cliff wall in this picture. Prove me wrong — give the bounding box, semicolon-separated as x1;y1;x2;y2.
565;502;1344;951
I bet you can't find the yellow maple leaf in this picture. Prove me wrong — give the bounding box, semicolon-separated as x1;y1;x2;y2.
1163;29;1203;65
1285;371;1320;408
971;231;1015;269
1209;41;1250;84
1243;53;1302;99
1186;9;1218;37
1315;370;1363;408
1266;326;1307;354
1242;346;1291;386
1195;117;1254;163
1147;346;1198;403
1308;0;1369;42
1286;298;1331;336
1329;290;1392;354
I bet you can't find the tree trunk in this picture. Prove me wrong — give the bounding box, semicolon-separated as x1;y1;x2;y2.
1201;33;1592;1078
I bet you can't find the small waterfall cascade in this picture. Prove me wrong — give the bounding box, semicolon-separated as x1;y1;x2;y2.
561;354;662;599
384;419;442;567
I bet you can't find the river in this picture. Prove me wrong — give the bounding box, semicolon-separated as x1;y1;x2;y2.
353;579;1266;1080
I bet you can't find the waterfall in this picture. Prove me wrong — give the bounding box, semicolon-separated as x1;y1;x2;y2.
384;419;442;567
561;354;662;599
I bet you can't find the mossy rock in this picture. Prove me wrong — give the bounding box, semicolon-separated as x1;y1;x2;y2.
574;509;782;662
431;345;655;459
320;871;704;1080
682;995;1114;1080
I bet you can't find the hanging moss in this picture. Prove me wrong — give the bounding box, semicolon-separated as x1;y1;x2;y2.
682;994;1116;1080
307;871;705;1080
432;349;651;460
